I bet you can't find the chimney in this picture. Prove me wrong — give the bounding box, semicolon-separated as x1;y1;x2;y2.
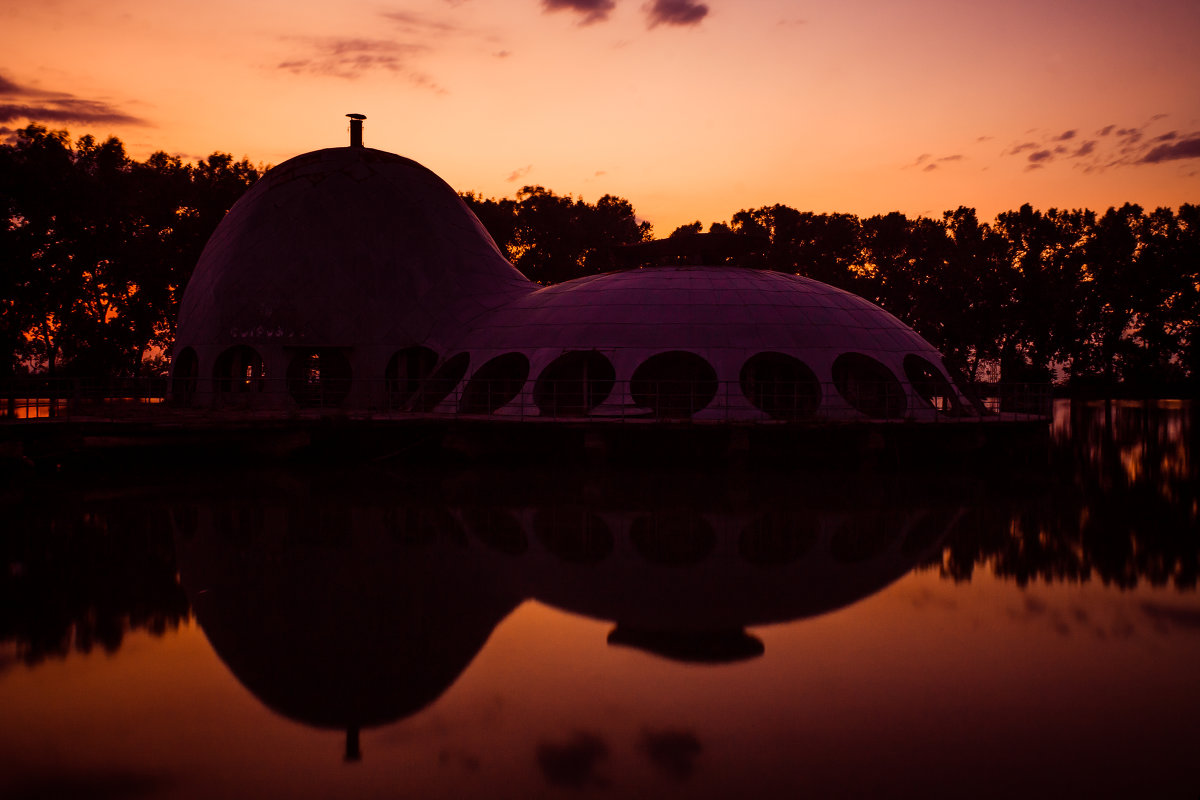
346;113;366;148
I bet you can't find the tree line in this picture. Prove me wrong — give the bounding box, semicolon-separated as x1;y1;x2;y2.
3;125;1198;389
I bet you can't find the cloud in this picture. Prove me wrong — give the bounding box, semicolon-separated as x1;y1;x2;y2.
276;37;440;87
506;164;533;182
0;73;147;127
938;154;964;162
543;0;616;25
1140;135;1200;164
997;116;1200;171
640;729;702;780
646;0;709;28
380;10;461;34
536;731;610;788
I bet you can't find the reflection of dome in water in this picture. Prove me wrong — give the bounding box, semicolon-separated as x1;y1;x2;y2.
173;493;520;752
171;117;975;424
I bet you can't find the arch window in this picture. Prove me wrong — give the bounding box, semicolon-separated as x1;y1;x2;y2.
630;351;718;419
533;351;616;417
171;347;199;405
832;352;906;419
739;352;821;420
286;348;352;408
630;512;716;566
213;345;266;394
459;353;529;415
385;346;438;409
533;507;614;563
410;353;470;412
903;354;966;415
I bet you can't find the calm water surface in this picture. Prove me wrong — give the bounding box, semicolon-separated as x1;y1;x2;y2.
2;400;1198;798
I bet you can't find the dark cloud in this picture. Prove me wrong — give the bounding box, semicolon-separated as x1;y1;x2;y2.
277;37;437;85
536;731;610;788
1008;141;1038;155
543;0;616;25
937;154;964;162
923;163;938;172
1072;140;1097;157
640;729;702;780
0;73;146;126
646;0;710;28
1055;129;1077;141
1097;124;1115;136
1140;135;1200;164
1152;130;1178;142
1028;149;1054;163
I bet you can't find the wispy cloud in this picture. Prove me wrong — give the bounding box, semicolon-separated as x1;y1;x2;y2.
543;0;616;25
276;37;441;88
0;72;147;127
646;0;709;28
506;164;533;182
996;116;1200;172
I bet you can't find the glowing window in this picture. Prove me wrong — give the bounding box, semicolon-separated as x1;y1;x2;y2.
213;345;265;394
286;348;352;408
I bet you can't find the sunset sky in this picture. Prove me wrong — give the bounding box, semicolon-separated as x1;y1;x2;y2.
2;0;1198;234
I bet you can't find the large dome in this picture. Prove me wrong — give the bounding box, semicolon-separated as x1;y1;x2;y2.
170;133;974;424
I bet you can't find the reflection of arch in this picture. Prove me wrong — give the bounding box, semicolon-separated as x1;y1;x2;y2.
411;353;470;412
533;507;614;563
830;512;901;562
383;505;466;547
286;349;353;408
460;353;529;414
465;508;527;556
630;352;718;418
171;347;199;405
385;346;438;410
832;353;906;419
740;352;821;420
738;513;817;565
630;513;716;565
534;351;616;417
903;354;965;415
213;346;266;394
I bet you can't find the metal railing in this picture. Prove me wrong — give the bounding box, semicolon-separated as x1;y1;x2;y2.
2;376;1053;424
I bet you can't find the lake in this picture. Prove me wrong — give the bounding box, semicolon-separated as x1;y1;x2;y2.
2;399;1197;798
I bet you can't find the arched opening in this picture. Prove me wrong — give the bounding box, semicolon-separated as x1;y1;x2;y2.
630;513;716;565
630;351;718;419
459;352;529;415
739;352;821;420
464;508;527;556
534;351;616;417
171;347;199;405
832;352;906;419
411;353;470;412
213;345;266;395
903;354;966;415
738;513;817;565
533;507;614;563
385;346;438;409
286;348;352;408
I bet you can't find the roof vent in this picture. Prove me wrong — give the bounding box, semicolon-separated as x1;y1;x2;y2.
346;113;366;148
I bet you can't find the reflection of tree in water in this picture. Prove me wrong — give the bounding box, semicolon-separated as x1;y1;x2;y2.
0;486;189;664
940;401;1198;589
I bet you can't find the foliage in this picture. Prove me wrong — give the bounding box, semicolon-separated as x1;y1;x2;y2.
3;126;1199;389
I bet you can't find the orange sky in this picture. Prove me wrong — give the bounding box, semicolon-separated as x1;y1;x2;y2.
2;0;1198;235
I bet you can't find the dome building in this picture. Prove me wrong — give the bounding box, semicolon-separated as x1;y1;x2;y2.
172;117;986;430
